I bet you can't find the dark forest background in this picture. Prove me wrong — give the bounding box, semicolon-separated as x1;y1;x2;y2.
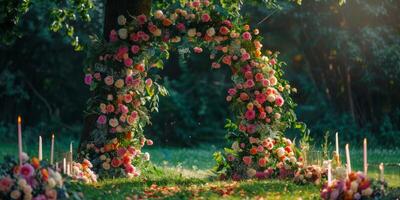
0;0;399;148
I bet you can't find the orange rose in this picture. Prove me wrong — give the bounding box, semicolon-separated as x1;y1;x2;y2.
250;147;258;155
31;157;40;169
162;18;172;26
41;168;49;182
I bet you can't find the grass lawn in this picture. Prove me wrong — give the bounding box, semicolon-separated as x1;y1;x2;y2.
1;142;400;199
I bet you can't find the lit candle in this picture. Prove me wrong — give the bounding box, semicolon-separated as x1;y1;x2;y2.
363;138;368;175
50;134;54;165
345;144;351;174
70;142;73;160
335;132;339;157
327;160;332;186
63;158;66;174
379;163;384;182
39;136;43;161
17;116;23;166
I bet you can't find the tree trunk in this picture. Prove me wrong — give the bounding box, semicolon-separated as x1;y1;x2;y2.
78;0;151;154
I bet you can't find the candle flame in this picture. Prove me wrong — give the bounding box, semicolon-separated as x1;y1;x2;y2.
52;134;55;138
17;116;21;124
379;163;384;170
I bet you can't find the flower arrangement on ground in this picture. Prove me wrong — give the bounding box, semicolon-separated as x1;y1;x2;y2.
320;168;386;200
0;154;71;200
70;159;97;184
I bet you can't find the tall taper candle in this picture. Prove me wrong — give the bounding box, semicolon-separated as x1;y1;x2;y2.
39;136;43;161
379;163;384;182
17;116;22;166
335;132;339;157
327;160;332;186
63;158;66;174
345;144;351;174
50;134;54;165
363;138;368;175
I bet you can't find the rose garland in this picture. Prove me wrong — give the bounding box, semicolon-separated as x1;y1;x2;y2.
82;0;304;179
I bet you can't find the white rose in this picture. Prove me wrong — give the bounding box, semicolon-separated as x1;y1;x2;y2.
22;185;32;194
266;94;276;103
154;10;164;19
47;178;56;188
102;162;111;170
188;28;197;37
246;168;257;177
10;190;21;199
117;15;127;25
18;179;27;187
289;156;297;163
118;28;128;39
206;27;215;37
276;147;285;157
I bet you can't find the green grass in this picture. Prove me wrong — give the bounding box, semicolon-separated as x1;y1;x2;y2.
1;142;400;199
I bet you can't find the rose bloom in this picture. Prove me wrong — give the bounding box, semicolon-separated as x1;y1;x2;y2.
84;74;93;85
97;115;107;125
10;190;21;199
249;137;258;144
109;118;119;128
137;14;147;25
258;157;267;167
118;28;128;39
109;29;118;42
124;164;136;174
242;31;252;41
124;94;132;103
106;104;115;113
117;15;127;25
211;62;220;69
242;156;252;165
245;110;256;121
222;55;231;65
115;79;125;88
245;79;255;88
193;47;203;53
201;13;211;22
206;27;215;36
187;28;196;37
219;26;229;35
146;139;154;145
227;154;235;161
275;96;284;107
104;76;114;86
228;88;236;96
241;52;250;61
20;163;35;179
0;177;13;193
239;92;249;101
131;45;140;54
244;71;253;79
154;10;164;19
111;158;122;168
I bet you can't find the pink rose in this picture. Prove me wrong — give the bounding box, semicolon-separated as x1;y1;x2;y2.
249;137;258;144
84;74;93;85
245;79;255;88
124;58;133;67
109;29;118;42
124;94;132;103
245;71;253;80
258;112;266;119
20;163;35;178
104;76;114;86
228;88;236;96
256;93;266;104
201;13;211;22
146;139;153;146
257;145;264;152
127;115;136;125
219;26;229;35
222;20;232;28
211;62;221;69
130;33;139;41
227;154;235;161
106;104;115;113
245;110;256;120
242;156;252;165
124;164;136;174
269;59;277;65
94;72;101;80
262;79;270;87
109;118;119;127
131;45;140;54
117;147;127;157
193;47;203;53
242;32;252;40
247;124;257;134
137;14;147;25
275;96;284;107
0;177;13;193
241;52;250;61
125;76;134;86
176;23;186;31
111;158;122;168
119;104;129;114
97;115;107;125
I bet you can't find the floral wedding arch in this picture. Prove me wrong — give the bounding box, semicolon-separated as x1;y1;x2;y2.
81;0;305;179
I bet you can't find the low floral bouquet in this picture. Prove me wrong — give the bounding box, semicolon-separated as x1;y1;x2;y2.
320;168;386;200
70;159;97;184
0;153;71;200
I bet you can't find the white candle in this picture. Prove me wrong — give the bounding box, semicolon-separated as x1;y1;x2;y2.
327;160;332;186
379;163;384;182
50;134;54;165
63;158;66;174
67;164;70;176
363;138;368;175
345;144;351;174
39;136;43;161
17;116;23;166
56;162;59;171
335;132;339;157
